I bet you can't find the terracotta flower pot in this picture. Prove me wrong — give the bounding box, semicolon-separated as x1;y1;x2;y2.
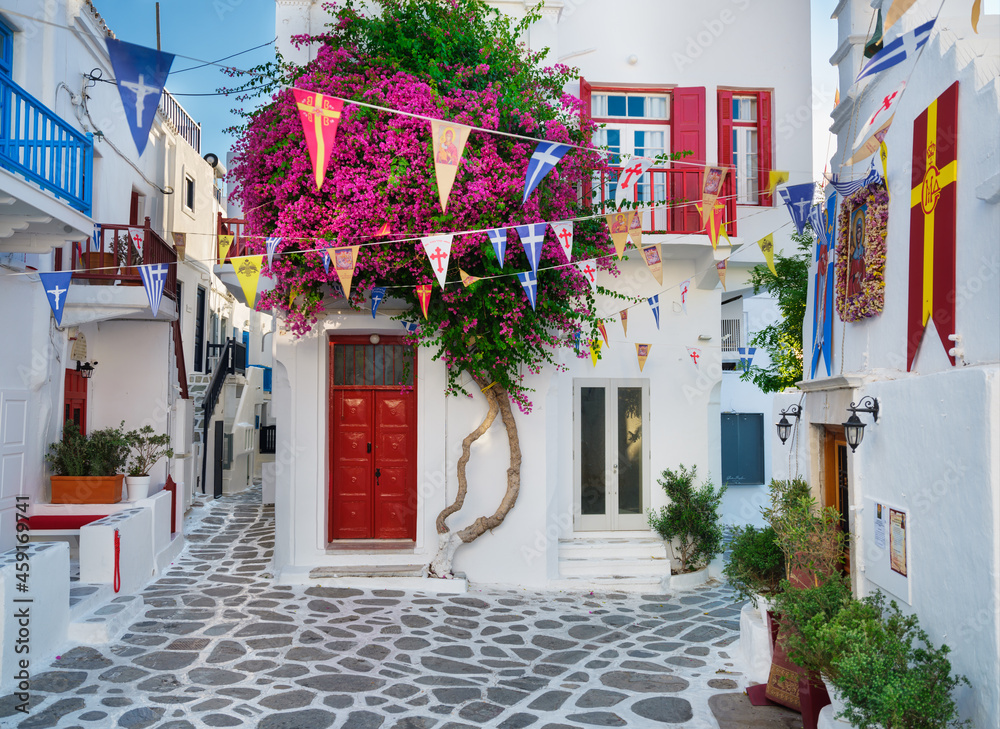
50;474;124;504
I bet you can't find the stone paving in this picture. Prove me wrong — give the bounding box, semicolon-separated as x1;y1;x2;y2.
1;487;752;729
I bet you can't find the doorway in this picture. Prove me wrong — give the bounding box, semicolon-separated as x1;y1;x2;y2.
63;368;88;435
574;379;650;531
328;336;417;541
823;426;851;574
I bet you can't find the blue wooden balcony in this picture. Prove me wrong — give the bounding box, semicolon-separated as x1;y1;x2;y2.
0;74;92;214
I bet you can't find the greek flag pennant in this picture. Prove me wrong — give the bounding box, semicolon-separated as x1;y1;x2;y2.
421;234;454;289
523;142;572;204
648;294;660;330
515;223;547;275
825;161;882;198
139;263;169;317
778;183;816;235
402;321;419;335
106;39;174;156
486;228;508;268
266;237;282;269
856;18;935;83
291;89;344;191
517;271;538;311
370;286;386;318
40;272;73;326
737;346;757;372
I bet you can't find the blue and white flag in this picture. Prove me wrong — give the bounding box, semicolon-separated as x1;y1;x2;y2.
808;204;827;246
92;223;102;248
139;263;170;317
523;142;571;204
737;346;757;371
856;18;935;83
824;160;882;198
266;237;282;269
648;294;660;330
824;194;838;255
402;321;419;335
106;39;174;156
778;182;816;235
486;228;508;268
515;223;547;275
40;272;73;326
370;286;386;319
322;250;331;275
518;271;538;311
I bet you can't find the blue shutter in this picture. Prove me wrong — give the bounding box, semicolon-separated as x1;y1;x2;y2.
721;413;764;485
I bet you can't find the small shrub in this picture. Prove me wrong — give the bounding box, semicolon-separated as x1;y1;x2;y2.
126;425;174;477
45;420;88;477
771;572;853;678
723;524;785;607
45;420;129;477
763;478;845;585
647;465;726;573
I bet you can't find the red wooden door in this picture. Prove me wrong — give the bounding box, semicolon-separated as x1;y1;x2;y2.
329;337;417;541
64;368;88;435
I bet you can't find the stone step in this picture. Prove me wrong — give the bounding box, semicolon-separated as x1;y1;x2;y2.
558;538;668;560
559;556;670;577
67;592;146;643
547;575;668;594
309;564;425;578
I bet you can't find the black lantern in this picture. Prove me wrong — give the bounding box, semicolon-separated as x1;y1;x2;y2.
77;361;98;379
842;396;879;452
776;404;803;445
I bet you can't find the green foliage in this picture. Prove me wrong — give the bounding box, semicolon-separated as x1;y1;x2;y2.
723;524;785;606
771;572;854;677
48;421;130;477
126;425;174;477
741;229;813;392
762;478;845;584
647;465;727;573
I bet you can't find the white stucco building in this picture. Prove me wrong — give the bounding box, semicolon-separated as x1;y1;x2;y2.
772;2;1000;725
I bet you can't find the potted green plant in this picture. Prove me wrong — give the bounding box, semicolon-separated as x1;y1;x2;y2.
46;420;129;503
647;465;726;586
724;524;786;610
125;425;173;501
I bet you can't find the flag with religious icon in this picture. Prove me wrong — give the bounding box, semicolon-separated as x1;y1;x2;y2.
590;339;602;367
757;234;777;276
430;119;472;212
421;234;454;288
620;309;629;337
716;259;727;291
768;170;790;196
699;165;729;226
680;279;690;315
139;263;169;317
106;39;174;156
459;269;481;287
515;223;547;275
779;183;816;235
636;343;651;372
641;243;662;285
523;142;571;204
331;246;360;300
232;255;264;309
218;235;233;266
40;271;73;326
687;347;702;367
370;286;386;318
577;260;598;296
291;88;344;191
415;284;433;319
614;156;654;206
550;221;574;263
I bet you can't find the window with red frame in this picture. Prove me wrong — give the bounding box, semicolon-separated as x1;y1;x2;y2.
718;90;772;206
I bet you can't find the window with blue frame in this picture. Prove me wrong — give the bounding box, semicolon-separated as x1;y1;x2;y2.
0;17;13;77
590;90;669;205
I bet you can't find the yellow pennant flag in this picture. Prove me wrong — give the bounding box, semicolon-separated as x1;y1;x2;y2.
757;234;777;276
218;234;233;265
232;255;264;309
459;269;481;287
288;286;300;308
606;211;631;260
589;339;602;367
620;309;629;337
641;243;663;285
973;0;982;32
626;209;642;249
695;202;730;250
430;119;472;212
716;259;727;291
699;165;729;226
768;170;790;196
879;140;890;199
329;246;360;301
885;0;917;29
635;343;651;372
597;321;609;348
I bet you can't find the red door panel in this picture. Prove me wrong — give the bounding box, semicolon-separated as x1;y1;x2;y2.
331;391;373;539
374;392;417;539
64;369;88;436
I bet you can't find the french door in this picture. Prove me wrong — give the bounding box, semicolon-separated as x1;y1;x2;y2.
574;379;650;531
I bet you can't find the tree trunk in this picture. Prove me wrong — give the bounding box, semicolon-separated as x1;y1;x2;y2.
428;373;522;578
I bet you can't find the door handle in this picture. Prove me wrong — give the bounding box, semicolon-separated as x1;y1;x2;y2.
375;468;381;484
367;442;372;453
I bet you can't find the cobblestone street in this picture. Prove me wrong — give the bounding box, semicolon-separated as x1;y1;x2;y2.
1;489;750;729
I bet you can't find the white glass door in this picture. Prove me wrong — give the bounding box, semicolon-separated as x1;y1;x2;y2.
574;379;650;531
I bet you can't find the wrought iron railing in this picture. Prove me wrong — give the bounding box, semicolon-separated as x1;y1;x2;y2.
73;218;177;297
158;88;200;153
259;425;276;455
0;74;93;213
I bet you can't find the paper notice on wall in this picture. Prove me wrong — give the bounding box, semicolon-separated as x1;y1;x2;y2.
890;508;907;576
873;502;887;549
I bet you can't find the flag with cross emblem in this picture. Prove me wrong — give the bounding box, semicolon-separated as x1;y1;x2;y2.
266;237;282;269
421;234;454;288
106;39;174;156
518;271;538;311
139;263;170;316
523;142;571;204
778;183;815;235
648;294;660;330
907;81;958;371
614;156;654;206
370;287;386;318
549;221;574;263
577;260;598;296
687;347;702;367
515;223;547;275
856;18;935;83
486;228;508;267
40;272;73;326
291;88;344;191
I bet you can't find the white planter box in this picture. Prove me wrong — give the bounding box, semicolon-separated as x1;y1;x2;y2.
738;601;774;685
669;566;710;590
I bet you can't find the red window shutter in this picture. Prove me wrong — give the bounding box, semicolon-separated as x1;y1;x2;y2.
129;191;140;226
579;77;593;204
756;90;773;206
671;87;706;165
717;89;734;170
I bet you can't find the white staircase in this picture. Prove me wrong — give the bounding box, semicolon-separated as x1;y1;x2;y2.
549;535;671;593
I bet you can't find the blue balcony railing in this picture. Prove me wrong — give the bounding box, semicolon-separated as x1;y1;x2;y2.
0;74;93;214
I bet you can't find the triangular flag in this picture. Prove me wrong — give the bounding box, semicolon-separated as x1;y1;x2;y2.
768;170;790;195
597;321;609;348
171;231;186;261
590;339;602;367
636;343;651;372
824;160;883;198
232;255;264;309
430;119;471;212
687;347;702;367
696;202;730;250
737;346;757;372
375;222;391;237
330;246;360;300
421;234;454;288
879;140;889;199
648;295;660;329
757;234;777;276
523;142;572;204
138;263;169;316
370;286;386;318
884;0;917;30
265;236;282;269
106;39;174;156
606;212;631;259
218;234;233;265
486;228;508;267
680;279;690;315
402;321;419;335
849;79;902;166
699;166;729;225
288;286;300;308
515;223;547;275
778;183;815;235
973;0;982;32
614;156;654;206
415;284;433;319
322;249;331;275
459;269;481;287
641;243;662;284
517;271;538;311
577;260;598;296
856;18;935;83
573;331;581;355
291;88;344;191
716;260;727;291
865;8;884;58
620;309;629;337
550;221;574;263
626;209;643;249
40;271;73;326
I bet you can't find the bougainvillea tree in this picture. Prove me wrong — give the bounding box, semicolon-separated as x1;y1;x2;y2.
230;0;628;575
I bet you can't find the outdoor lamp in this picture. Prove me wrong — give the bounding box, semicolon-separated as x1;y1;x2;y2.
775;404;803;445
77;361;98;379
842;396;879;452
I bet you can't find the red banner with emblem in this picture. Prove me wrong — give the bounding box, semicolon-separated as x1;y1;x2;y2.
292;89;344;191
907;81;958;371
